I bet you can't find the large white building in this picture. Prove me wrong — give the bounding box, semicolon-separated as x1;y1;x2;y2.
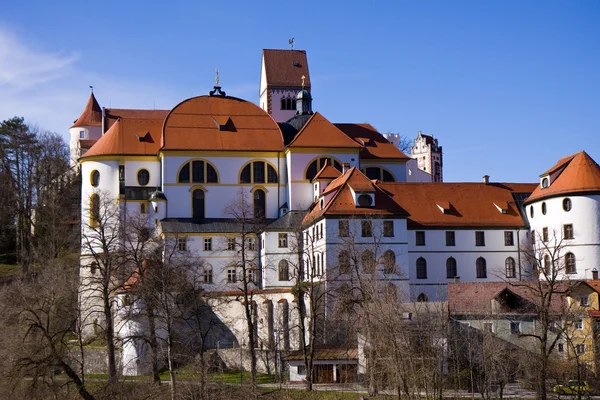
72;48;600;376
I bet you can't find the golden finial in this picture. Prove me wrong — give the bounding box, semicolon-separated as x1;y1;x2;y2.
215;68;219;85
301;75;306;89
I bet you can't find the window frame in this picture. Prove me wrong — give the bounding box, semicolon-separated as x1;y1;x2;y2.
227;238;236;251
383;250;396;274
505;257;516;278
563;224;574;240
177;237;188;252
504;231;514;246
542;227;549;242
178;159;219;184
510;321;520;335
565;252;576;274
91;170;100;188
278;233;288;248
415;231;426;246
476;257;487;278
446;257;457;279
137;169;150;186
339;220;349;237
361;220;373;237
383;221;394;237
416;257;427;279
239;161;278;184
227;268;237;283
278;259;289;281
475;231;485;247
563;198;572;212
204;237;212;251
445;231;455;247
202;266;213;284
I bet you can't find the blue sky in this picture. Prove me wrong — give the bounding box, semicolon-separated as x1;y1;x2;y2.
1;0;598;182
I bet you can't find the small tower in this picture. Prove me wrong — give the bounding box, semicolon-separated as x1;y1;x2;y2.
409;131;443;182
69;91;103;167
296;76;313;115
259;49;311;123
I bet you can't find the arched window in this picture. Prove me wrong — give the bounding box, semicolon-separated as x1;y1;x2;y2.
278;260;289;281
565;253;576;274
253;189;266;219
417;293;428;302
563;198;572;212
305;157;343;181
137;169;150;186
505;257;516;278
446;257;457;279
90;194;100;226
361;250;375;274
202;265;213;284
140;203;147;214
476;257;487;278
339;250;351;274
91;170;100;187
192;189;205;220
361;167;396;182
544;255;552;276
239;161;278;184
384;283;397;301
178;160;219;183
416;257;427;279
383;250;396;274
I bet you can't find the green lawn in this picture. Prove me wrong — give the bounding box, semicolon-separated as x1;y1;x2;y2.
0;263;20;277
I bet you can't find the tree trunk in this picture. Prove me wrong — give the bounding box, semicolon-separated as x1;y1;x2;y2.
147;304;161;384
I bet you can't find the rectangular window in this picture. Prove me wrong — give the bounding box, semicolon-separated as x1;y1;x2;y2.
558;343;564;353
247;238;255;250
339;220;349;237
248;268;258;284
278;233;288;248
510;321;520;335
361;220;372;237
575;319;583;330
227;268;237;283
192;160;204;183
446;231;455;246
79;130;85;139
253;161;265;183
383;221;394;237
580;296;589;307
504;231;514;246
177;237;187;252
304;232;309;245
297;365;305;375
576;344;585;354
227;238;236;250
531;230;536;245
416;231;425;246
564;224;574;239
202;268;213;284
542;227;549;242
204;237;212;251
475;231;485;246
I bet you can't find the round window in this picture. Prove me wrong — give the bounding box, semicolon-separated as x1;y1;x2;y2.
563;198;572;212
91;170;100;187
529;206;534;218
541;177;549;188
138;169;150;186
357;194;373;207
541;202;547;215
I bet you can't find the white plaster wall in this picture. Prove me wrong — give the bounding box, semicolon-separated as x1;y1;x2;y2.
268;89;300;123
406;158;432;182
162;154;282;219
527;195;600;280
287;151;359;210
124;160;161;187
259;56;268;112
69;125;102;166
407;228;529;301
260;231;300;288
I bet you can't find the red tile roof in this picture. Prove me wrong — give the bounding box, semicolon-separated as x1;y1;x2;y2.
162;95;284;151
81;118;162;158
336;123;409;160
313;160;342;181
79;139;97;149
304;168;408;223
380;182;537;228
263;49;310;88
526;151;600;203
105;108;169;130
448;282;568;315
287;112;363;149
71;93;102;128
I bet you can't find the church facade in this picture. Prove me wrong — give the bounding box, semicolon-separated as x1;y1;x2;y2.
72;48;600;376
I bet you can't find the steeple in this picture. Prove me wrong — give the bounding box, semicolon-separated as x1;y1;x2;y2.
71;92;102;128
296;75;313;115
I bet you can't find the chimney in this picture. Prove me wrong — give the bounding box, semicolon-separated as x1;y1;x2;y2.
343;163;351;173
483;175;490;185
593;269;598;280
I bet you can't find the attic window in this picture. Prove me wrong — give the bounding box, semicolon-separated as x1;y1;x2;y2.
541;176;549;189
213;116;234;131
436;201;451;213
136;132;152;142
493;202;509;214
357;194;373;207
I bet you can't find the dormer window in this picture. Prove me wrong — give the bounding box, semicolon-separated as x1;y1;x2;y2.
541;176;549;189
356;193;374;207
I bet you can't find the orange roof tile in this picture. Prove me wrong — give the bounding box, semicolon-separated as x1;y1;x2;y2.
81;118;162;158
71;93;102;128
380;182;537;228
263;49;311;88
335;123;409;160
105;108;169;130
162;95;284;151
304;168;408;223
79;139;97;149
526;151;600;203
313;160;342;181
287;112;362;149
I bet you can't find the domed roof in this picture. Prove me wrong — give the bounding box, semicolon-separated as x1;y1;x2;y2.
296;89;312;100
162;95;284;151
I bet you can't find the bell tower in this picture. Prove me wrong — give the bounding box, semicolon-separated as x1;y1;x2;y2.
69;89;103;167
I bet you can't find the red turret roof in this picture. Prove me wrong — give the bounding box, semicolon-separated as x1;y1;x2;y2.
263;49;311;88
71;93;102;128
526;151;600;203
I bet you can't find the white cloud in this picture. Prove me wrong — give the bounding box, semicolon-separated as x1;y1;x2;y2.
0;27;179;139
